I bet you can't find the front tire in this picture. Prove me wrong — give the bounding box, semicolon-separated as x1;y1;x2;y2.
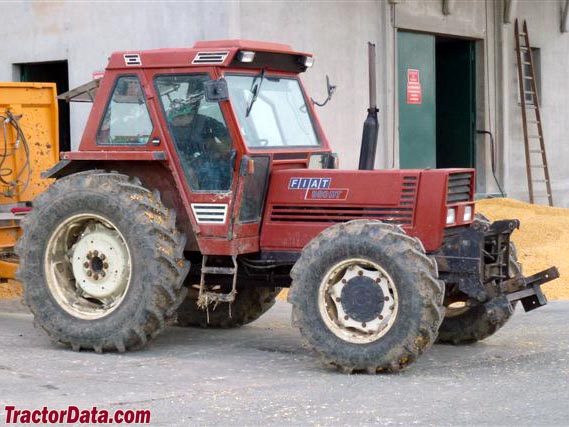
16;171;189;352
289;221;444;373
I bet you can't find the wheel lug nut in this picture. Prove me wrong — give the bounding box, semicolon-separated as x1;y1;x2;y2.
362;322;367;327
344;315;349;320
335;297;341;303
100;254;106;260
375;278;381;283
358;270;363;276
93;274;99;280
93;250;99;257
86;271;92;277
86;252;92;260
384;296;390;301
100;271;106;278
103;262;109;269
342;279;347;284
378;315;384;320
83;262;89;269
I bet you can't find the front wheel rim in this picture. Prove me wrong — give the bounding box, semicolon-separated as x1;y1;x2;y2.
44;213;132;320
318;258;399;344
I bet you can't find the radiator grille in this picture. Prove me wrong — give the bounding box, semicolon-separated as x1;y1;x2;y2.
447;173;473;203
401;175;418;206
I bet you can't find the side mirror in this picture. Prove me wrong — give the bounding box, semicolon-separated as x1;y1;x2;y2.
204;78;229;102
311;75;336;107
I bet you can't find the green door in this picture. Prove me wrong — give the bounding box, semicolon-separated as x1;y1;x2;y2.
398;31;436;169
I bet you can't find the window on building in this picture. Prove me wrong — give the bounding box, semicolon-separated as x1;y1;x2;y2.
96;75;153;145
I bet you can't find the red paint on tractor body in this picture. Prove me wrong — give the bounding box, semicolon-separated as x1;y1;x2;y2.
260;168;475;253
59;40;475;257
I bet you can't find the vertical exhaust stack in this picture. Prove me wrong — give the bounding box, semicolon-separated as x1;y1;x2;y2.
358;42;380;170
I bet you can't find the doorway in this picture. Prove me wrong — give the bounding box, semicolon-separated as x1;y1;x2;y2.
398;32;476;170
18;61;71;152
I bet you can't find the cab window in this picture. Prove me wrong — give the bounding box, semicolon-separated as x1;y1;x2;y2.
96;75;153;145
155;74;234;192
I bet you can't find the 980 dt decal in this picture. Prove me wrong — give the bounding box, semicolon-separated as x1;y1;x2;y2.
288;177;348;200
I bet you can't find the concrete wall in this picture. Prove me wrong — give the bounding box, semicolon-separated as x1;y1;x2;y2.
504;0;569;206
0;0;383;171
1;0;568;206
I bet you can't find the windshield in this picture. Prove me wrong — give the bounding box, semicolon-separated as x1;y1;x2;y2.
225;74;321;149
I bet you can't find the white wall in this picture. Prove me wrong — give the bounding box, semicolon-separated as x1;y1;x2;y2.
0;0;383;170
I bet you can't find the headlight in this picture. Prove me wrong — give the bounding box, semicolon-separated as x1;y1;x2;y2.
301;56;314;68
446;208;456;225
463;206;473;222
237;51;255;63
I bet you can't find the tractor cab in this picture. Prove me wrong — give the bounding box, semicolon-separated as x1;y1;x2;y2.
55;40;333;255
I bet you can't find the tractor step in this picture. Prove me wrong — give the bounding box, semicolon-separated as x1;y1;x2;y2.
197;255;238;318
201;266;237;275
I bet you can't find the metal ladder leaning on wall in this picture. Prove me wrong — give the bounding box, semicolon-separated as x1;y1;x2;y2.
514;19;553;206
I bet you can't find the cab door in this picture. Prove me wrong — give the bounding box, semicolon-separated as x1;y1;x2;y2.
150;71;241;240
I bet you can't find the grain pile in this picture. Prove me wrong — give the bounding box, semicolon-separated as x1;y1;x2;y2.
0;280;22;299
1;198;567;301
477;198;568;300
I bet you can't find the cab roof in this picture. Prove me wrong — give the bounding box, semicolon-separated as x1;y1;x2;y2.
106;39;313;73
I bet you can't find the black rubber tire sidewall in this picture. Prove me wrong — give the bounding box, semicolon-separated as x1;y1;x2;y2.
23;188;173;349
290;223;442;371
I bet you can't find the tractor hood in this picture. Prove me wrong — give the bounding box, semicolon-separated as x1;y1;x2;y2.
260;168;475;253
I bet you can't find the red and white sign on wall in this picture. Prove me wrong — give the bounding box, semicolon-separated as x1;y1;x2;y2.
406;69;422;104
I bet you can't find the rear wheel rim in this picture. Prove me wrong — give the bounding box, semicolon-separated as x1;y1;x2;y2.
318;258;399;344
44;213;132;320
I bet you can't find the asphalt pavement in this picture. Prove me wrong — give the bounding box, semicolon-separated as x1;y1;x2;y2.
0;299;568;426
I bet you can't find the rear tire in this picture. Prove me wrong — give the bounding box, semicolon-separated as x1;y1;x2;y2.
176;286;281;328
437;213;522;344
16;171;189;352
289;221;444;373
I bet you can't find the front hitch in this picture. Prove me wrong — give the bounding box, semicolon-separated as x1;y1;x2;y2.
434;217;560;316
502;266;560;312
485;219;560;312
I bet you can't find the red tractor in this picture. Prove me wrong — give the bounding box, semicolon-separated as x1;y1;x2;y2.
17;40;559;373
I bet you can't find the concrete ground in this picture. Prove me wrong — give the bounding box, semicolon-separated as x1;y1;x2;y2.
0;299;568;426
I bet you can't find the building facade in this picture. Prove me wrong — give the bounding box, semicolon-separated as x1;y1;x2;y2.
0;0;568;205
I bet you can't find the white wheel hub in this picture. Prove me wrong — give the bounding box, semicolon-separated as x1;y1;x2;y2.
319;258;399;344
71;224;130;301
44;214;132;320
328;267;394;334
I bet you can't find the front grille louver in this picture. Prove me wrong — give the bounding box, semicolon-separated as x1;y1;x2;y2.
191;203;228;224
270;206;414;224
447;173;473;203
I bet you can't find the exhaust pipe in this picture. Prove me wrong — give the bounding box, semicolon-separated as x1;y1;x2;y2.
358;42;379;170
